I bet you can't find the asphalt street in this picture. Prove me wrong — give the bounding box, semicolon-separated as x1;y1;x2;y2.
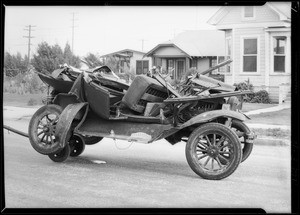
3;119;291;212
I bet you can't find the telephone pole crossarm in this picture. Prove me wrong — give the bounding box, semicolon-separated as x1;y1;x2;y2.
23;25;36;66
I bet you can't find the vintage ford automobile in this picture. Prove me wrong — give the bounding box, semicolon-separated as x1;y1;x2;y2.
27;61;256;180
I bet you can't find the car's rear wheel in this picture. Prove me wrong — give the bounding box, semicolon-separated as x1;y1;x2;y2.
48;144;71;162
69;134;86;157
185;123;242;180
84;136;103;145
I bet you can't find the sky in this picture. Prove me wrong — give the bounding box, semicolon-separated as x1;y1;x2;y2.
4;6;220;58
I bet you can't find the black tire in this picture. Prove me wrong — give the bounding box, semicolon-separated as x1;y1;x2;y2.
48;144;71;162
84;136;103;145
28;104;63;155
185;123;242;180
231;120;253;163
69;134;86;157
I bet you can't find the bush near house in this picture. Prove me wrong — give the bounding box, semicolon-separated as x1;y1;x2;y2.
234;79;270;104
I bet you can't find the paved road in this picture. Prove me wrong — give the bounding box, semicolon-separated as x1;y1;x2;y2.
3;119;291;212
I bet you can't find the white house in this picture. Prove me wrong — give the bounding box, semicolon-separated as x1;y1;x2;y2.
145;30;226;81
207;2;291;103
100;49;152;75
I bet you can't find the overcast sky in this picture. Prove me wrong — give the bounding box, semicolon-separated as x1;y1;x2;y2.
4;6;220;57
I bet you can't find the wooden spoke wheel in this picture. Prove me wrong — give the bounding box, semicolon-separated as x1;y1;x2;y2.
185;123;242;180
28;104;63;155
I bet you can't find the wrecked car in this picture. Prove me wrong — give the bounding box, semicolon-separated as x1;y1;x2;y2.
27;60;256;180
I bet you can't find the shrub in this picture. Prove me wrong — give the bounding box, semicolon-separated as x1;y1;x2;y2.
234;78;254;91
251;90;270;103
234;79;270;103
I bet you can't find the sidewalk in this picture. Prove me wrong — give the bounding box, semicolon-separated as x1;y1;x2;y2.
244;102;290;116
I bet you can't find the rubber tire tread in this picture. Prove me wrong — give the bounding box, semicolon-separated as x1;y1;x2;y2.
231;120;253;163
48;144;71;162
84;136;103;145
185;122;242;180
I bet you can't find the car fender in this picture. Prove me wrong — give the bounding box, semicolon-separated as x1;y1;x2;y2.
151;110;246;143
180;109;246;129
55;102;89;149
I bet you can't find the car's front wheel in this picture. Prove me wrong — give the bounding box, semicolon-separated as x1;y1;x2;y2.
185;123;242;180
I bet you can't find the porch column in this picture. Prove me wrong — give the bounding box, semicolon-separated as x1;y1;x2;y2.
186;57;190;73
151;56;155;67
286;35;291;74
231;29;235;85
264;30;270;91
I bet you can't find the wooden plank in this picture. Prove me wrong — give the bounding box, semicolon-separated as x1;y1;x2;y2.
153;74;182;98
163;90;253;103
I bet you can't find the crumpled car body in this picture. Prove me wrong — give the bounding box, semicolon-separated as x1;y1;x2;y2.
26;61;256;180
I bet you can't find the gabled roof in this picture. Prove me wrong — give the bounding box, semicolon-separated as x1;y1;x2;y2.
207;2;291;25
100;49;146;58
267;2;291;20
145;30;225;58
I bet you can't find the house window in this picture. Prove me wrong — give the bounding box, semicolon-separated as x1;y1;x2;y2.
273;36;286;73
136;60;149;75
190;58;197;68
211;56;226;74
243;38;258;72
154;57;162;67
120;60;125;67
167;59;175;78
243;6;254;18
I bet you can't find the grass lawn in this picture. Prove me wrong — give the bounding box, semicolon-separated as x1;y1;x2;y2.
3;93;45;107
248;108;291;125
242;102;278;112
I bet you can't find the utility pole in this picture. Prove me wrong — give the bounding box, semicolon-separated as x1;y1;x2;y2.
23;25;36;66
140;39;147;52
71;12;78;53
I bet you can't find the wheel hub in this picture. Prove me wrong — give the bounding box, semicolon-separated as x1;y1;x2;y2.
43;126;49;132
207;146;219;158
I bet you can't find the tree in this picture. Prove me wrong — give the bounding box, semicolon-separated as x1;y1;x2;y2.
83;53;103;68
4;52;28;77
31;42;81;74
63;43;81;68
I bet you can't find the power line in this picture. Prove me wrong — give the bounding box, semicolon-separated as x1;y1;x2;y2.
23;25;36;66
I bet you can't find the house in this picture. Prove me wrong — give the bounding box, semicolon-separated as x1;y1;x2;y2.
144;30;226;81
207;2;291;103
100;49;152;75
